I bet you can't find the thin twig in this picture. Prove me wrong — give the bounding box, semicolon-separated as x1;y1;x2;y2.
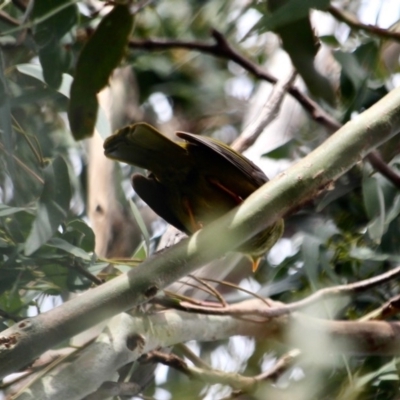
129;29;341;133
0;10;20;26
175;343;212;370
69;259;103;286
328;5;400;43
129;29;400;187
0;142;44;184
188;274;228;307
200;277;273;308
143;349;259;392
0;309;24;322
254;349;300;382
359;293;400;321
367;151;400;189
168;266;400;319
146;347;300;394
269;266;400;317
175;280;217;298
231;70;297;153
222;349;301;399
163;289;223;307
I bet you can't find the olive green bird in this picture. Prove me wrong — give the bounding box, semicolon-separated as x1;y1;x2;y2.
103;123;284;271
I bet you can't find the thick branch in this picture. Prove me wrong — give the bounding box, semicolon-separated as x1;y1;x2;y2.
2;87;400;378
14;306;400;398
15;311;283;399
14;302;400;400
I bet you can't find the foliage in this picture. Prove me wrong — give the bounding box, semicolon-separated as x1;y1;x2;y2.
1;0;400;399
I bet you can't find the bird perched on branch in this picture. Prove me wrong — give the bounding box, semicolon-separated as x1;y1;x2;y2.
104;123;284;271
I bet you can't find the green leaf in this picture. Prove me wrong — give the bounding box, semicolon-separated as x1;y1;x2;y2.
0;51;14;175
301;234;322;286
262;140;293;159
354;359;399;388
68;4;134;140
261;0;330;33
46;237;91;260
0;204;33;217
132;241;148;261
31;0;78;88
25;156;71;255
362;170;385;243
319;35;341;47
258;0;335;104
334;51;367;91
16;64;111;137
349;247;400;263
87;262;110;275
385;193;400;227
65;219;95;253
31;0;78;43
129;199;150;253
17;64;73;97
111;263;133;274
38;44;65;89
37;264;69;294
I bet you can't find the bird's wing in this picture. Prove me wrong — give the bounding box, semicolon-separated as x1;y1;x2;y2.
132;173;188;234
176;131;268;187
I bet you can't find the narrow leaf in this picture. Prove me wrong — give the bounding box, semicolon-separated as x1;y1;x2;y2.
25;156;71;255
68;4;134;139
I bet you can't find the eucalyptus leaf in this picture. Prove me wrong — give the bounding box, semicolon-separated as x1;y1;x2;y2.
0;51;14;174
16;63;110;137
129;198;150;253
362;171;385;242
68;4;133;139
354;359;398;388
17;64;73;97
132;240;148;261
65;220;95;253
262;140;293;159
350;247;400;263
31;0;78;88
259;0;335;103
25;156;71;255
46;237;91;260
0;205;33;217
301;234;321;286
385;194;400;226
334;51;367;91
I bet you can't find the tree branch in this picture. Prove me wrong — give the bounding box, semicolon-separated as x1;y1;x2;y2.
12;305;400;398
129;29;400;188
171;265;400;318
328;5;400;43
2;87;400;378
367;151;400;189
231;70;297;153
13;311;282;399
129;29;341;133
360;294;400;321
0;11;20;27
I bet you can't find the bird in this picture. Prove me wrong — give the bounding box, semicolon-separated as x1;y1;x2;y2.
103;123;284;271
